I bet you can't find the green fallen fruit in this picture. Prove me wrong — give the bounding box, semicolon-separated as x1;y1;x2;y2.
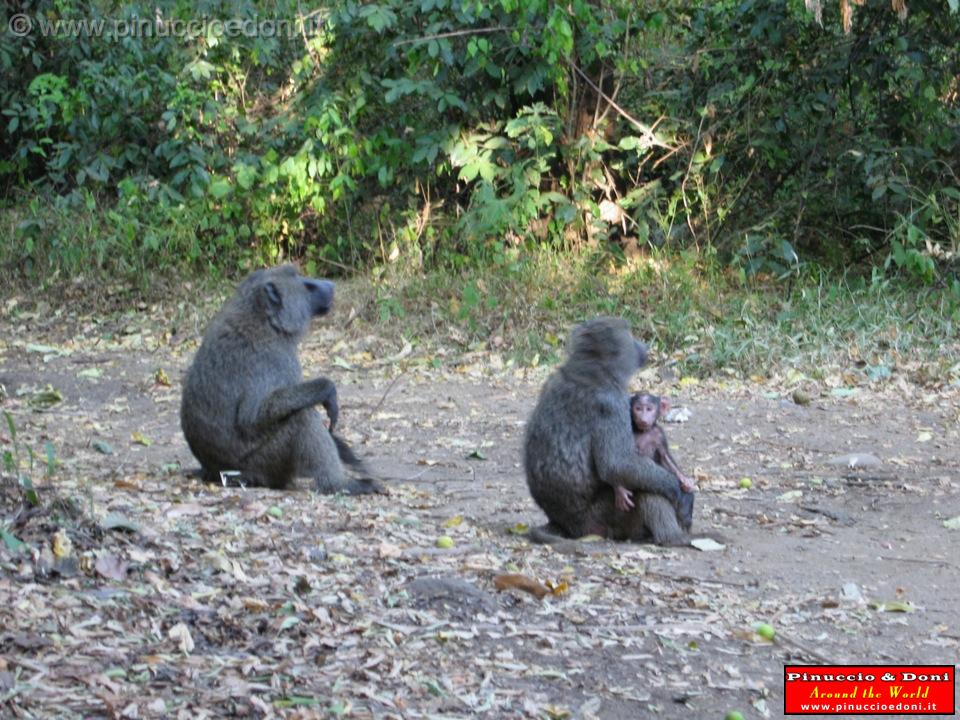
724;712;745;720
756;622;775;641
739;477;752;489
435;536;454;549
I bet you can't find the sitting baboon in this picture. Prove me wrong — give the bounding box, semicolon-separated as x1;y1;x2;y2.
523;317;690;545
180;264;383;495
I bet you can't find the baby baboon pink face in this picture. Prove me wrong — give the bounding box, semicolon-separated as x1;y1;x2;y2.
631;393;668;432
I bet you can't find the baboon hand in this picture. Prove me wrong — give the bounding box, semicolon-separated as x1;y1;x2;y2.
614;486;635;512
322;388;339;431
298;377;339;429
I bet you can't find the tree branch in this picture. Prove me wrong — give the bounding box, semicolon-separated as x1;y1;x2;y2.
393;26;509;47
569;61;673;150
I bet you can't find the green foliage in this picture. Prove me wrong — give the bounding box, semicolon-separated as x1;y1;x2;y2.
733;234;800;283
315;0;663;258
642;0;960;280
1;0;322;275
3;412;43;507
11;189;210;283
886;184;960;285
0;0;958;286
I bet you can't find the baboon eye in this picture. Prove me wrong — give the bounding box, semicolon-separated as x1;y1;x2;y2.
264;282;282;307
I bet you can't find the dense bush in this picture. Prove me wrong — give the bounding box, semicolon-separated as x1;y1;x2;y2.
1;0;957;284
655;0;960;280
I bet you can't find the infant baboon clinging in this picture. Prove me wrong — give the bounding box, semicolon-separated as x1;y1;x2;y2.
180;264;383;495
624;392;695;532
524;317;691;545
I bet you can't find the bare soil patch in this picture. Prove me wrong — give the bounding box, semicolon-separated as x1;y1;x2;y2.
1;307;958;719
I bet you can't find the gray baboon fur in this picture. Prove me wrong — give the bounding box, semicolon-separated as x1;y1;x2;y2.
523;317;689;545
180;264;383;495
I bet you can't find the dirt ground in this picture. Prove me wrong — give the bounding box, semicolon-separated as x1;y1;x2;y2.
1;301;958;719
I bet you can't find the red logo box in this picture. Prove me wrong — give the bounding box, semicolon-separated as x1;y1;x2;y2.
784;665;956;715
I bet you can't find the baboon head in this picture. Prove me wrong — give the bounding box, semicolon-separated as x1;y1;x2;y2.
630;393;667;432
564;317;648;388
239;264;335;338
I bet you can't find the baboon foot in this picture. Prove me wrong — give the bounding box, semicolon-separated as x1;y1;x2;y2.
313;475;387;495
344;477;387;495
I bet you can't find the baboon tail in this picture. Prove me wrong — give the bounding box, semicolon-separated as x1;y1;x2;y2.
331;433;387;491
526;523;585;554
527;524;563;544
332;433;365;468
527;523;576;544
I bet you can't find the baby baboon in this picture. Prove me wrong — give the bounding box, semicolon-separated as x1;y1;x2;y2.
180;264;383;495
625;392;695;532
524;317;689;545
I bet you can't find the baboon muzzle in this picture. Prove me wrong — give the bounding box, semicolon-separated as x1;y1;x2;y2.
305;279;335;316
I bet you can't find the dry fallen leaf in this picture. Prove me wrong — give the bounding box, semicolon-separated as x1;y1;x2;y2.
52;529;72;558
95;553;129;581
165;503;205;518
131;431;152;446
242;597;270;612
203;551;232;574
377;541;402;558
870;600;916;613
493;573;550;600
168;622;195;655
545;579;569;596
27;384;64;408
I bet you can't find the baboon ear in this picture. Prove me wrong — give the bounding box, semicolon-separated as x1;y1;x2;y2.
660;397;670;414
264;281;282;307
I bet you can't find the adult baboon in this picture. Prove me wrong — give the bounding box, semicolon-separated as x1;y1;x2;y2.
523;317;689;545
180;264;383;495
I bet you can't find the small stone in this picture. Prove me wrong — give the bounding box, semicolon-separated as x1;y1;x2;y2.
824;453;882;468
841;582;864;604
